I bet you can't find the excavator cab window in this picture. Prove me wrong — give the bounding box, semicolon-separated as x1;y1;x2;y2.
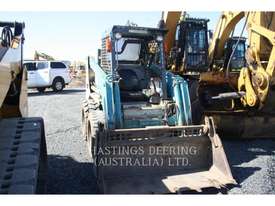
224;37;246;71
185;28;208;68
171;18;209;73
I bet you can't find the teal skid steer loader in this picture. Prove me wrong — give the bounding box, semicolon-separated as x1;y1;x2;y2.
81;25;236;194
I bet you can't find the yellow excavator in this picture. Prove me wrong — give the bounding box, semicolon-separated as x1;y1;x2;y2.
0;22;47;194
165;11;275;138
34;50;55;61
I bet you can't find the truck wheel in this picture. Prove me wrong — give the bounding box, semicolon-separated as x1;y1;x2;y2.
37;87;46;93
189;80;204;124
52;78;64;92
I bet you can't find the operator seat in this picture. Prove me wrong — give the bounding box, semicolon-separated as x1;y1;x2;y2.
117;64;150;101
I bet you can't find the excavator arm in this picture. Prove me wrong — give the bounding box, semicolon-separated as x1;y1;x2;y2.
209;12;275;109
208;12;245;65
34;50;55;61
161;11;182;55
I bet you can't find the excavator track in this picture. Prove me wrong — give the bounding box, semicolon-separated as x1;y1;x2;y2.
0;117;47;194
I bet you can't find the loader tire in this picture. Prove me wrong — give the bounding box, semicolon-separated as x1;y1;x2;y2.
87;110;100;177
81;100;89;139
87;122;103;194
189;80;204;124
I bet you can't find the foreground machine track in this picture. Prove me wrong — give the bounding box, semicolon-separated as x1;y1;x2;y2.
0;117;47;194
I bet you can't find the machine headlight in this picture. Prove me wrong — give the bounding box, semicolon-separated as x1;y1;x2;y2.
156;35;163;42
115;32;122;40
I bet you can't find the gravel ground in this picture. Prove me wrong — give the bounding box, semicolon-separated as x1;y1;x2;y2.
225;139;275;194
28;88;96;194
28;87;275;194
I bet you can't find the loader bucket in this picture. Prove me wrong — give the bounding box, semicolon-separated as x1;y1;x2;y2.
95;117;236;194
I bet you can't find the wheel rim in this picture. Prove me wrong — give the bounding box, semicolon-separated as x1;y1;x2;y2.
55;81;63;90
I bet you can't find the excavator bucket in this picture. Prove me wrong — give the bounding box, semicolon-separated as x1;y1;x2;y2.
95;117;236;194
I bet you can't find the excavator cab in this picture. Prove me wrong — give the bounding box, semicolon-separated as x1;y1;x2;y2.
168;18;209;74
212;37;246;72
223;37;246;71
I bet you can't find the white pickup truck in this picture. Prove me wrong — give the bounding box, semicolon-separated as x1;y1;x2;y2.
24;60;71;92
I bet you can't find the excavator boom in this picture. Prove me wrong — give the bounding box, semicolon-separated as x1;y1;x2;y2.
34;50;55;61
162;11;182;55
208;12;275;109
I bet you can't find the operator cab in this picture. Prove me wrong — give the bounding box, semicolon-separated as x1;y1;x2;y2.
212;37;246;71
100;25;167;102
115;37;149;92
224;37;246;71
168;18;209;73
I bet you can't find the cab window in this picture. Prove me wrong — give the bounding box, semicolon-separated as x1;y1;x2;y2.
116;38;141;62
37;62;48;70
24;63;37;71
50;62;66;69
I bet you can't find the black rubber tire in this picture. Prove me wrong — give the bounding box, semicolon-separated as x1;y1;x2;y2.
87;119;98;161
87;109;106;194
81;100;89;139
37;87;46;93
188;80;204;124
52;77;65;92
87;110;100;176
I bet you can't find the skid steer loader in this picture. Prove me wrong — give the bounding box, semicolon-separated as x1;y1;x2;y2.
81;25;235;194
